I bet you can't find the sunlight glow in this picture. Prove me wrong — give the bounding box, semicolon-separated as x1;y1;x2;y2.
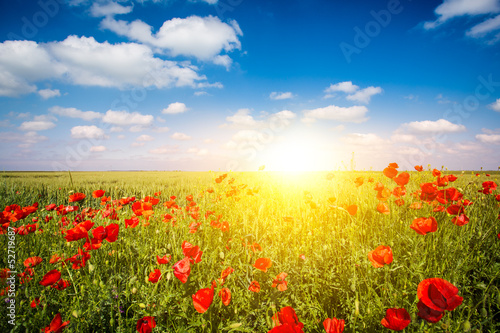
264;137;330;172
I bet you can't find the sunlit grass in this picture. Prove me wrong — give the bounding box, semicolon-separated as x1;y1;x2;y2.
0;169;499;332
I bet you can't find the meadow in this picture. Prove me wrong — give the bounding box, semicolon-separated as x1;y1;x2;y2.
0;165;499;332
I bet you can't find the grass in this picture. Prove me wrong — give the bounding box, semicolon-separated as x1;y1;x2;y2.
0;168;499;332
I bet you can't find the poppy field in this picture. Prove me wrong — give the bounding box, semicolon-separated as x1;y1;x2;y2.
1;164;499;332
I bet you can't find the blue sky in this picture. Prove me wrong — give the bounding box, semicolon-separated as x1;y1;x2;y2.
1;0;500;171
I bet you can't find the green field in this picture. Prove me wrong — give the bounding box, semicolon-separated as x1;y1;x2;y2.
0;168;499;332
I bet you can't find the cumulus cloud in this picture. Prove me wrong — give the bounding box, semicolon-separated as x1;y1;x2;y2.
346;86;382;104
269;92;294;100
49;106;102;121
0;131;48;149
424;0;500;29
0;36;207;97
38;89;61;99
19;119;56;131
71;125;109;139
136;134;154;142
488;98;500;111
100;15;242;66
162;102;189;114
302;105;369;124
324;81;359;94
224;109;260;128
467;14;500;37
476;133;500;144
102;110;154;126
171;132;192;140
90;2;133;17
399;119;466;134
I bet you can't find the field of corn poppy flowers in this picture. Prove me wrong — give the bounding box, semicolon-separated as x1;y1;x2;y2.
0;164;499;332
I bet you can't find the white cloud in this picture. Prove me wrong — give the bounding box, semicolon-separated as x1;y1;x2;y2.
0;37;206;97
302;105;369;123
0;131;48;148
38;89;61;99
117;134;126;139
331;125;345;132
346;86;382;104
400;119;466;134
90;145;107;152
424;0;500;29
162;102;189;114
49;106;102;121
171;132;192;140
110;126;124;132
90;2;133;17
187;147;209;156
19;120;56;131
213;55;232;70
225;108;260;128
467;14;500;37
270;92;294;100
476;133;500;144
324;81;359;94
136;134;154;142
100;15;242;65
102;110;154;126
131;142;144;147
391;133;418;143
71;125;108;139
341;133;387;146
194;91;209;96
488;98;500;111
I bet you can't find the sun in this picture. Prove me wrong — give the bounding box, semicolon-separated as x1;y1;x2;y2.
264;137;330;172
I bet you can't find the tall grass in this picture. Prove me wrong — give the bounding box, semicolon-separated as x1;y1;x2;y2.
0;170;499;332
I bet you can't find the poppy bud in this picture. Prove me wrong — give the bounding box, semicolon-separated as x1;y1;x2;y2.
480;308;487;317
139;303;146;308
72;310;79;318
355;298;359;317
462;320;471;331
131;287;137;294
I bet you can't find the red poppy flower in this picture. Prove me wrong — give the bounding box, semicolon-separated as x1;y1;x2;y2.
30;297;41;308
376;188;392;201
125;216;140;228
480;181;497;194
380;308;410;331
136;316;156;333
24;256;43;268
92;190;105;198
447;174;457;182
432;169;441;177
417;300;444;323
346;205;357;216
377;202;390;215
42;313;70;333
451;214;469;226
157;254;172;265
254;258;272;272
271;272;288;292
414;165;423;172
219;266;234;285
446;204;465;216
393;172;410;186
45;203;57;211
219;287;231;306
410;217;438;236
368;245;393;268
69;193;86;203
182;241;203;264
92;226;107;241
395;199;405;206
323;317;345;333
192;281;216;313
269;306;304;333
495;194;500;201
417;278;463;312
40;269;61;286
148;269;161;283
67;248;91;269
249;280;261;292
420;183;438;202
105;223;119;242
383;167;398;179
172;257;191;283
52;279;71;290
354;177;364;187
